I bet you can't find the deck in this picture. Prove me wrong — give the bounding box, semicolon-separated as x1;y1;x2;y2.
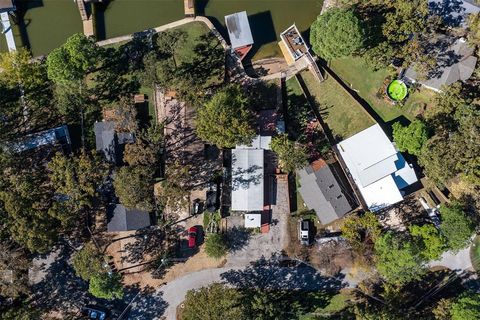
1;12;16;51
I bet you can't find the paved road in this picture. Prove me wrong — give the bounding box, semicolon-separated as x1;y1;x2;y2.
429;245;473;272
137;258;344;320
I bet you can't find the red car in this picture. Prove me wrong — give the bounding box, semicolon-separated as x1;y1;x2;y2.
188;226;197;248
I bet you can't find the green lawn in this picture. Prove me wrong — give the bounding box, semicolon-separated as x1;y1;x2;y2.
470;235;480;272
300;71;375;140
330;56;434;122
300;292;352;319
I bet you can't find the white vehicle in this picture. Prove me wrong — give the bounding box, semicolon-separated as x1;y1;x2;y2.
298;219;311;245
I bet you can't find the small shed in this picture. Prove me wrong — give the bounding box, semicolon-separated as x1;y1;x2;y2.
225;11;254;60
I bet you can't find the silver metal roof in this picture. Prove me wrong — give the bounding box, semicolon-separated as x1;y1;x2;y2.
225;11;254;49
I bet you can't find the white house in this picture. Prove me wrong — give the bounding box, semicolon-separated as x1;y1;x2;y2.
336;124;418;211
231;135;271;228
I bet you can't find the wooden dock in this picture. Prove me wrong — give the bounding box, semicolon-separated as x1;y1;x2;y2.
76;0;95;37
184;0;195;17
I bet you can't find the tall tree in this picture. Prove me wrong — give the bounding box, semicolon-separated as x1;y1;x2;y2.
157;161;190;213
181;283;245;320
196;85;255;149
156;29;187;69
270;134;308;173
0;242;30;299
374;232;425;284
47;33;100;84
466;13;480;48
340;212;382;258
450;293;480;320
88;272;124;300
392;120;429;156
113;166;155;211
48;151;107;211
72;242;107;281
439;202;474;251
310;8;365;60
409;224;446;261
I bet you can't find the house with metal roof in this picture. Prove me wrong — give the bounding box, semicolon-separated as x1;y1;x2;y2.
297;159;355;224
225;11;254;60
231;135;271;228
336;124;418;212
94;121;135;165
107;204;152;232
404;37;478;92
11;125;71;153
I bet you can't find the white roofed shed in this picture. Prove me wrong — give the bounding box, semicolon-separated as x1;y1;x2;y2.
225;11;254;49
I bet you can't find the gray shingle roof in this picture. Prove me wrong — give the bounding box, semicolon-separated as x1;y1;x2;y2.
107;204;151;232
404;37;477;91
297;163;353;224
94;121;135;164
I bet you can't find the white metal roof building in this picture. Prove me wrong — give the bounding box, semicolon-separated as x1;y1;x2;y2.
231;148;264;212
336;124;417;211
225;11;254;49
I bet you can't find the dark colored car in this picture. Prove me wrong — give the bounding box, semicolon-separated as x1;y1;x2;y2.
82;306;107;320
188;226;198;248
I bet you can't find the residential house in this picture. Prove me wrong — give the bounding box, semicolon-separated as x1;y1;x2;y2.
404;37;478;92
336;124;418;211
107;204;152;232
11;125;71;153
225;11;254;60
231;135;271;228
297;159;356;225
429;0;479;27
94;121;135;165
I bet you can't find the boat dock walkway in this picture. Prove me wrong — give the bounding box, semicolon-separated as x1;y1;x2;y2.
1;12;16;52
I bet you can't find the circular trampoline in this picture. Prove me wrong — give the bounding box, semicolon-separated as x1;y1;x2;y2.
386;79;408;102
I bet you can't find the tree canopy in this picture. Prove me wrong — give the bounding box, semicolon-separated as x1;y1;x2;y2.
72;242;107;281
439;202;474;251
310;8;365;60
450;293;480;320
113;166;155;212
409;224;446;261
47;33;100;84
374;232;425;284
181;283;245;320
270;134;308;173
392;120;429;156
88;272;124;300
195;85;256;149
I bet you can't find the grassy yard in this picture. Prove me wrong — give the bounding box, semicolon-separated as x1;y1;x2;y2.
470;235;480;271
330;56;435;123
300;71;375;140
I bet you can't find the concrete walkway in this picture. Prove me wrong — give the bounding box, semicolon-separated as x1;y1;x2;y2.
429;245;473;272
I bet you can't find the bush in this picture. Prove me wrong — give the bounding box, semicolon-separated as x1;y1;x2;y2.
439;202;475;251
88;272;124;300
205;233;227;259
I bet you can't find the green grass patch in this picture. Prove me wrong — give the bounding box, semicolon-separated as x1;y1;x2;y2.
301;292;352;319
470;235;480;271
301;71;375;140
330;56;433;122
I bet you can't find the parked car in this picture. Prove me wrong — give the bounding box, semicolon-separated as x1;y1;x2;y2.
188;226;198;248
82;306;107;320
298;219;311;245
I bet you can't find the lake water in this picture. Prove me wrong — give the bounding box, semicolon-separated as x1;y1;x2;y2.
1;0;322;59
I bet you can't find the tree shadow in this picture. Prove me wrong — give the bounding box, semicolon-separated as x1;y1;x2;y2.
220;254;345;292
117;284;168;320
428;0;467;27
226;226;251;253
